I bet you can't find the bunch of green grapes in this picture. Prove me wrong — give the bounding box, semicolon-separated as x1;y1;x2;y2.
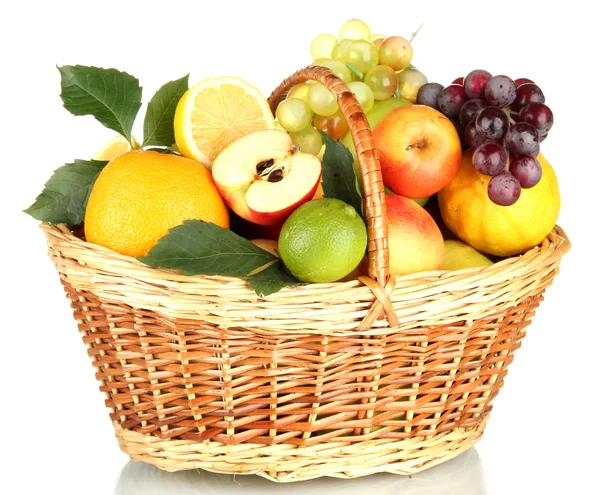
275;18;428;154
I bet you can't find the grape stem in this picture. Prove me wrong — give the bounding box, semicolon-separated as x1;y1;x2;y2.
410;23;424;42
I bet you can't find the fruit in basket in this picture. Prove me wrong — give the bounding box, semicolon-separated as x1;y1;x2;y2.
313;111;348;141
174;76;275;168
84;150;229;257
385;194;445;276
289;126;323;156
443;240;493;271
339;18;371;40
276;98;314;133
364;65;398;100
378;36;413;71
278;198;367;283
438;150;560;256
396;67;428;103
212;130;321;226
372;105;462;198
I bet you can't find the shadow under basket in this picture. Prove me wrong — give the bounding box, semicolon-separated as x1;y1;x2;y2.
41;66;571;482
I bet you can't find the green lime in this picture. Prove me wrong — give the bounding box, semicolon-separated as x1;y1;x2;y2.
278;198;367;283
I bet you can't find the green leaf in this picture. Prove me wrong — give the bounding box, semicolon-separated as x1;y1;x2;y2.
317;130;364;218
345;62;363;79
248;261;303;297
58;65;142;146
138;220;278;277
138;220;301;296
142;75;189;147
24;159;107;225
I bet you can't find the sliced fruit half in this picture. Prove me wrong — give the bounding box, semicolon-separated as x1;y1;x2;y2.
212;129;321;226
92;134;138;161
174;76;276;168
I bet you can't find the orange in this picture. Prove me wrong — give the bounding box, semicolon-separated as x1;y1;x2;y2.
438;150;560;257
84;150;229;257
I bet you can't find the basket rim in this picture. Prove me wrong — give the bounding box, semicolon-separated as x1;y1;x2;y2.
41;221;570;289
41;221;570;335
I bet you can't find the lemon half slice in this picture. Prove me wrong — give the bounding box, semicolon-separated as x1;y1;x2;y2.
174;76;275;168
92;134;138;161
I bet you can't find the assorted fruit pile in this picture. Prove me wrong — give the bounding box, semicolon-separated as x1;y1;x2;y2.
25;18;561;297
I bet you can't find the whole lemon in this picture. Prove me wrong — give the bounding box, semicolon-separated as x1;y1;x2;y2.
278;198;367;283
438;151;560;257
85;150;229;257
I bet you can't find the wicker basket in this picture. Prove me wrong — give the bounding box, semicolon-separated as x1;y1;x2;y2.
41;66;570;482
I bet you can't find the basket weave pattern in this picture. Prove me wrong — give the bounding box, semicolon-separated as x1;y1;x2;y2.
40;66;571;481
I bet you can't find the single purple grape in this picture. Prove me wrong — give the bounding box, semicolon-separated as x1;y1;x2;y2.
509;155;543;188
475;106;509;140
505;122;540;156
465;121;503;149
473;142;508;176
416;82;444;109
519;102;554;136
459;98;488;126
515;77;535;88
463;69;492;99
510;83;545;112
437;84;468;118
465;120;487;148
488;171;521;206
452;76;464;85
484;75;517;107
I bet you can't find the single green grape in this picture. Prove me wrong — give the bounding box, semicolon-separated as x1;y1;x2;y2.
345;40;379;75
290;126;323;156
287;83;311;103
339;18;371;40
320;59;352;83
348;81;374;113
312;57;329;66
378;36;413;71
331;39;353;63
364;65;398;100
310;33;338;60
276;98;314;133
372;37;384;51
397;67;428;103
307;83;338;116
370;33;385;42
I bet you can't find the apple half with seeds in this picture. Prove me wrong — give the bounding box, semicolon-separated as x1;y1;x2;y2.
212;130;321;226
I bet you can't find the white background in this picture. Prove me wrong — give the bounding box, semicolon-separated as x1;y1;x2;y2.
2;1;598;493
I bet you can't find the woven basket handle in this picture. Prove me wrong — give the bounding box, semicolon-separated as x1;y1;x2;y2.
268;65;390;287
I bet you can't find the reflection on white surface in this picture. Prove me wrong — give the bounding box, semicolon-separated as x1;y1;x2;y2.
115;447;488;495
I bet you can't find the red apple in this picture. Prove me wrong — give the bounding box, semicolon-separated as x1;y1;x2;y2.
212;130;321;226
385;194;445;276
373;105;462;198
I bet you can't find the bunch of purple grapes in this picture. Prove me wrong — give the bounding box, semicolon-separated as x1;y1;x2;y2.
416;70;554;206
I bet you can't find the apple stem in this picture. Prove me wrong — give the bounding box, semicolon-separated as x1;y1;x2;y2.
405;141;425;151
